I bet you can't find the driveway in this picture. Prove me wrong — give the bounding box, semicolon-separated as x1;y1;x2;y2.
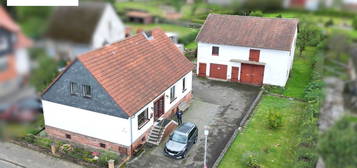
127;77;260;168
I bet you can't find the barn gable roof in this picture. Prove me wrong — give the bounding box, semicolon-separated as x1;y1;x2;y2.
196;14;298;51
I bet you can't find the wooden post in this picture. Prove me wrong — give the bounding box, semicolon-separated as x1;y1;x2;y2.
50;143;56;155
108;159;115;168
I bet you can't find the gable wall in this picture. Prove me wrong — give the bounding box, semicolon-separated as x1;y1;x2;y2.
92;4;125;49
197;42;292;87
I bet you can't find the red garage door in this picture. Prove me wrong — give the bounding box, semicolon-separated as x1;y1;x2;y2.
240;64;265;85
210;63;227;80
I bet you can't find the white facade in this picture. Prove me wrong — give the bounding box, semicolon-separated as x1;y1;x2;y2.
197;29;297;87
43;71;192;147
14;48;30;75
46;4;125;60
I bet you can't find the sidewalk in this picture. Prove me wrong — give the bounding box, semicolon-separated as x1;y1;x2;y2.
0;142;83;168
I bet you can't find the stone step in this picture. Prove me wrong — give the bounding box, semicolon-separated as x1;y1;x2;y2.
147;139;159;145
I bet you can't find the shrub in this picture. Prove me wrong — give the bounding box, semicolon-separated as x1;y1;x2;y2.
22;134;36;143
97;151;118;167
241;152;262;168
59;144;74;153
318;116;357;168
250;11;263;17
353;17;357;30
178;31;198;45
34;137;52;148
267;110;283;129
324;19;334;27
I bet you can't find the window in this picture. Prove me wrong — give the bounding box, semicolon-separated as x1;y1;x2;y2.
0;57;7;72
170;86;176;103
138;108;149;129
70;82;79;95
182;78;186;92
82;85;92;98
65;134;71;139
0;36;8;50
212;46;219;56
99;143;106;148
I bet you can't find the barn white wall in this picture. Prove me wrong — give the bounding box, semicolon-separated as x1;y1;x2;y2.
92;4;125;49
197;42;293;87
130;71;192;143
42;100;132;146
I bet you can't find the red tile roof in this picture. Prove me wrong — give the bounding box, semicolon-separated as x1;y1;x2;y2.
0;6;32;49
78;28;193;116
196;14;298;51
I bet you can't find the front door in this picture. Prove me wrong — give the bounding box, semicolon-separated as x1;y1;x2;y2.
154;95;165;120
231;67;239;82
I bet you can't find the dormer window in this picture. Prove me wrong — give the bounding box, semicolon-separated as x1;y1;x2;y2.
212;46;219;56
143;31;153;40
83;85;92;98
70;82;79;95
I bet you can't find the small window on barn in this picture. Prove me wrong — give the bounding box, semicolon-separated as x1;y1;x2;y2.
138;108;149;129
212;46;219;56
82;85;92;98
182;78;186;93
100;143;106;148
70;82;79;96
65;134;71;139
170;85;176;103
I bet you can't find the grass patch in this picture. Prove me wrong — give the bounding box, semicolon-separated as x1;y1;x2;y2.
126;23;198;36
219;96;306;168
267;48;315;99
115;1;164;17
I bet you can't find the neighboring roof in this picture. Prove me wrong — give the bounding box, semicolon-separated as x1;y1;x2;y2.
0;7;20;32
44;28;193;117
196;14;298;51
126;11;152;18
45;2;107;44
0;6;32;49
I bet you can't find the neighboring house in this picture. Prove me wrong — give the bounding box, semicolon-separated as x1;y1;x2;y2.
126;11;154;24
283;0;320;10
196;14;298;87
45;2;125;61
0;7;32;96
41;29;193;155
165;32;184;53
342;0;357;11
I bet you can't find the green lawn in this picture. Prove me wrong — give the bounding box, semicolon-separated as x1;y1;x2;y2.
126;23;198;36
219;96;306;168
267;48;315;99
115;1;164;17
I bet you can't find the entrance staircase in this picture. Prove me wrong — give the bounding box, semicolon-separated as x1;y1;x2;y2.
147;119;166;146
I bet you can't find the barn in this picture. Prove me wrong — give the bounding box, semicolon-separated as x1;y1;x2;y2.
196;14;298;87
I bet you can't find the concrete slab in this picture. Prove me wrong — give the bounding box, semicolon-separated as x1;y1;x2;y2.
126;77;260;168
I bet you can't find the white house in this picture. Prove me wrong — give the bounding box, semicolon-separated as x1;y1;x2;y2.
196;14;298;87
45;2;125;61
41;29;193;155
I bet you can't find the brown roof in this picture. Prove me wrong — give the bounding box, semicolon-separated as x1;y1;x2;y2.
126;11;152;18
196;14;298;51
77;28;193;116
45;2;107;44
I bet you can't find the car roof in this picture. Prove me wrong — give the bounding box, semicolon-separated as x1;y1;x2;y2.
175;122;196;135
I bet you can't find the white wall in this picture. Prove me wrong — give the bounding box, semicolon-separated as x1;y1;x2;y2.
92;4;125;49
43;71;192;146
197;42;293;87
130;71;193;143
14;48;30;75
42;100;132;146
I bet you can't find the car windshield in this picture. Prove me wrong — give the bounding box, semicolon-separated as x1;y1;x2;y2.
171;132;187;144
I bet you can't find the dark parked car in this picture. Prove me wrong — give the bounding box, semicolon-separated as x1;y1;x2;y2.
164;122;198;159
0;97;42;122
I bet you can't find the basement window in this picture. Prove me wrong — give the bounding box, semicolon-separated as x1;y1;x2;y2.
212;46;219;56
100;143;106;148
82;85;92;98
65;134;71;139
138;108;149;129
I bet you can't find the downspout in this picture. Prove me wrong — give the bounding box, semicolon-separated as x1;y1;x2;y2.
129;115;133;156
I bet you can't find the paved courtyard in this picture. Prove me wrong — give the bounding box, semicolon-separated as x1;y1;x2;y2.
127;77;260;168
